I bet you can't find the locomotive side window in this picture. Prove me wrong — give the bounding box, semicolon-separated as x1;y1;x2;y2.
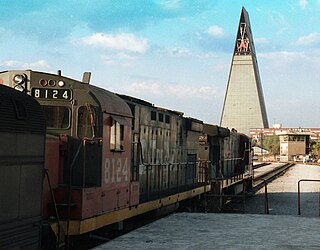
78;105;97;138
110;115;125;151
42;105;70;129
165;115;170;124
159;113;164;122
151;111;156;121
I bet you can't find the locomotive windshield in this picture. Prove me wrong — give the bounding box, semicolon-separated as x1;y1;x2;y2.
42;105;70;129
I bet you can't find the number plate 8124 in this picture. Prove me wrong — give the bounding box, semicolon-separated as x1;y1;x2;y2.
31;88;72;100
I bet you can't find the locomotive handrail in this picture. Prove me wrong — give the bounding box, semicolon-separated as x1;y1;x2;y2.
139;161;196;167
66;140;84;250
223;145;251;162
139;159;209;202
223;157;243;161
44;168;61;249
297;179;320;216
138;141;144;165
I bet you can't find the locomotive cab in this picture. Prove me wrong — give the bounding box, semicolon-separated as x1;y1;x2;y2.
0;70;137;221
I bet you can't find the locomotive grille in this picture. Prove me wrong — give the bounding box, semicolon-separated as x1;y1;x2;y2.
0;218;41;249
0;86;45;134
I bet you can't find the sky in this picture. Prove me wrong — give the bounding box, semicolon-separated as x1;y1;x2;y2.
0;0;320;128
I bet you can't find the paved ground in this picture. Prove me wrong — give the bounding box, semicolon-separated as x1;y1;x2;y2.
94;164;320;250
247;164;320;216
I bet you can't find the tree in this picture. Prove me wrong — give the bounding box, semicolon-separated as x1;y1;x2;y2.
262;135;280;157
309;139;320;158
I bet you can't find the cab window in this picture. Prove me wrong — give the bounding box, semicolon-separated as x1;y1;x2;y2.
42;105;70;129
78;105;97;138
110;115;126;151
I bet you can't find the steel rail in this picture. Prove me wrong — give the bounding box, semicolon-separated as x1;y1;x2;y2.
253;163;294;191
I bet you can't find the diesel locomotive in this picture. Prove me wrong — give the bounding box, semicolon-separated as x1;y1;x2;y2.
0;84;46;249
0;70;252;247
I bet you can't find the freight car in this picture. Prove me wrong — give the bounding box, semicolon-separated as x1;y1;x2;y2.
0;70;212;247
0;85;46;249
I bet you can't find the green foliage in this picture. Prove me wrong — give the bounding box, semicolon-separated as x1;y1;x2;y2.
310;140;320;157
262;135;280;156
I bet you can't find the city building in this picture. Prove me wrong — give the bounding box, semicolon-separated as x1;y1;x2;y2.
250;126;320;143
279;132;310;162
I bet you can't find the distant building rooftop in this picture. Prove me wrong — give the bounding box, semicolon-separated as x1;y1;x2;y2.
250;127;320;140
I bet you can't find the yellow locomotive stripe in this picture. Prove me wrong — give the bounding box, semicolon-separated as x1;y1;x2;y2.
51;184;211;236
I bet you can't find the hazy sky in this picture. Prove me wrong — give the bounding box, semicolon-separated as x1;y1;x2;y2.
1;0;319;128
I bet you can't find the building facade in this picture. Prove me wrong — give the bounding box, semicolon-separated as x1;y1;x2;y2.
250;127;320;142
279;133;310;162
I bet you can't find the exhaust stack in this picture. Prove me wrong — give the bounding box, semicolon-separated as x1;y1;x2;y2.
82;72;91;84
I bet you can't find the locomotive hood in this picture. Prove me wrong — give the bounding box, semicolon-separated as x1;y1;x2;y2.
87;85;132;118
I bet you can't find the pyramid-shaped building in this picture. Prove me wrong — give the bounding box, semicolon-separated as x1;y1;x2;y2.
220;7;268;135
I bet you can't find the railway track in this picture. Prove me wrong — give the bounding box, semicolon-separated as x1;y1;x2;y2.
253;162;271;169
252;162;295;192
221;163;295;213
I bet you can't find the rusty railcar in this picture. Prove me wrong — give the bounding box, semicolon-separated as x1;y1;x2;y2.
198;124;253;208
118;95;205;203
0;85;46;249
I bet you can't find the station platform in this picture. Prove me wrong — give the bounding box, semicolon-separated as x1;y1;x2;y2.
94;164;320;249
94;212;320;249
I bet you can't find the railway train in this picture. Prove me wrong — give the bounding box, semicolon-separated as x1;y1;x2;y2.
0;70;253;248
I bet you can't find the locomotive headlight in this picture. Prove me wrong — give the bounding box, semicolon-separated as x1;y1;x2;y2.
13;74;27;92
14;84;25;91
57;80;65;87
13;74;25;84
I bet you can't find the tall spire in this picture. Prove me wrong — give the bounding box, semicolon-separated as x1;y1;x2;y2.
220;7;268;135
